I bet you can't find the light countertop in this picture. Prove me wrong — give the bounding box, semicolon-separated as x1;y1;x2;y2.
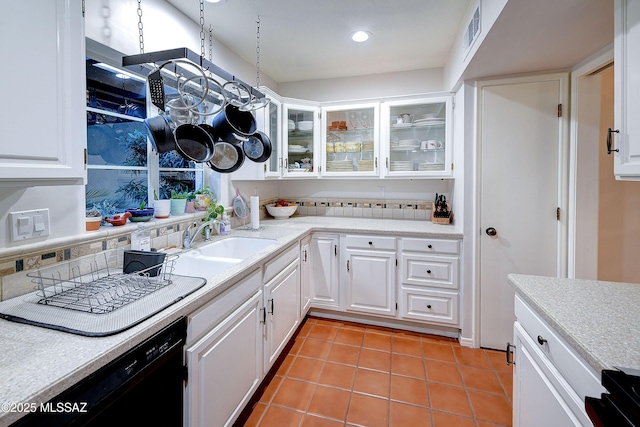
508;274;640;374
0;217;461;425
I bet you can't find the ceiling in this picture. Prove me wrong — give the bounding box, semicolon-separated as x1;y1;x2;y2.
166;0;614;86
166;0;472;83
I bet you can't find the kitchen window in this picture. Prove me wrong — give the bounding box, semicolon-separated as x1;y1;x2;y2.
85;56;207;212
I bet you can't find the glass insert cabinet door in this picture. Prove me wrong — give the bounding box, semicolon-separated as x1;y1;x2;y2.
264;97;281;177
321;103;379;176
283;103;320;177
382;96;452;177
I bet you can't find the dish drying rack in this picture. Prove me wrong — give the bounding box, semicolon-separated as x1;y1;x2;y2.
27;250;178;315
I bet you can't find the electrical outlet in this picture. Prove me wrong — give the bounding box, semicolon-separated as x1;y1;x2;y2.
10;209;50;242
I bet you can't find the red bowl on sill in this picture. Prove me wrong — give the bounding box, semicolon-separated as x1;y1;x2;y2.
104;212;132;226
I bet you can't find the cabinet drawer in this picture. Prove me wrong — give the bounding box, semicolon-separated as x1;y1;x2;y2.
263;243;299;284
401;254;458;290
400;286;459;326
401;237;459;255
515;295;603;401
345;235;396;251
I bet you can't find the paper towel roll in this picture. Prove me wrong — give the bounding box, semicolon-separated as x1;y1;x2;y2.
250;195;260;230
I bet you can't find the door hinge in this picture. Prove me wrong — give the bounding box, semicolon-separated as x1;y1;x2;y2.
557;104;563;117
395;258;398;267
334;245;337;256
556;207;561;221
318;165;322;173
395;302;398;311
318;111;322;119
84;148;87;166
451;162;454;171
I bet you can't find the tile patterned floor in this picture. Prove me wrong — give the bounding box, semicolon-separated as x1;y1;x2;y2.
236;316;513;427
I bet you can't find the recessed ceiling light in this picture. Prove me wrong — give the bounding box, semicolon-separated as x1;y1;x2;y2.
205;0;227;3
351;31;370;43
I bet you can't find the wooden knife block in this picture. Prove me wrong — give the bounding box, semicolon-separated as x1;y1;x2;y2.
431;202;453;224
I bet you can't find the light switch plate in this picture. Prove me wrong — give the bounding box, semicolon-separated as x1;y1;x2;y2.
10;209;50;242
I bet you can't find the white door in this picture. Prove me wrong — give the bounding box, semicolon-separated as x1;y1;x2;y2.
345;249;396;317
310;234;340;308
479;75;566;349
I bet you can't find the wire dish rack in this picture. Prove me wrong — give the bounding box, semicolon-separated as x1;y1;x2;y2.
26;249;178;315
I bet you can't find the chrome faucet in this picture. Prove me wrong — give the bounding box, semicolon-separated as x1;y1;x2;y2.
182;220;221;249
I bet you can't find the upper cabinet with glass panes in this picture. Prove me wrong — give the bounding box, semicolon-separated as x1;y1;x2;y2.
321;103;380;177
381;96;453;178
283;101;321;178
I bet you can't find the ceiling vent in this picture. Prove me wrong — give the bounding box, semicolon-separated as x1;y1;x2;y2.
463;5;481;55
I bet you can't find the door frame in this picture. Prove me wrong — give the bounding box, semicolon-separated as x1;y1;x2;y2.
567;46;614;279
472;72;570;348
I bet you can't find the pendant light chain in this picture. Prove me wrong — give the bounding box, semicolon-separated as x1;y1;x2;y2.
209;25;213;61
255;16;262;89
199;0;206;58
137;0;144;54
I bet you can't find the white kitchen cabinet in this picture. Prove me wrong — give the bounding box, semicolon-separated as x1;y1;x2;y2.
282;100;321;178
263;246;301;371
613;0;640;180
0;0;86;185
381;95;453;178
185;269;264;427
310;233;341;308
344;235;397;317
321;103;380;177
300;235;312;317
512;295;604;427
398;237;460;326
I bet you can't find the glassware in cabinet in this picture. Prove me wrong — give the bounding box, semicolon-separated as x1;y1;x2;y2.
321;103;379;176
283;103;320;177
383;97;452;177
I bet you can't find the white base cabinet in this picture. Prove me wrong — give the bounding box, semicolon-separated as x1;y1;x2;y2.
310;233;341;308
300;236;312;317
185;290;263;427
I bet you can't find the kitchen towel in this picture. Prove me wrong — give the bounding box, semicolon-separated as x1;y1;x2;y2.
250;195;260;230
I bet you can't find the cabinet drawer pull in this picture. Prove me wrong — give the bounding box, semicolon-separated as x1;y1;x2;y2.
260;307;266;324
506;342;516;365
347;260;350;272
537;335;547;345
268;298;274;315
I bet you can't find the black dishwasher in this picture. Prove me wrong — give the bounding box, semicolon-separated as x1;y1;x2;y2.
12;317;187;426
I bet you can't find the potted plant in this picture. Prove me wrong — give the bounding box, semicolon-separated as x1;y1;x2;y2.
193;185;214;211
152;190;171;218
185;192;196;213
85;206;102;231
126;200;155;222
170;190;189;216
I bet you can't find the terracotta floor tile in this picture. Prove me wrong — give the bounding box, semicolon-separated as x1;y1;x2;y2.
391;353;426;379
421;334;456;344
453;346;493;370
271;378;316;411
341;321;367;331
358;348;391;372
288;357;325;382
346;393;389;427
467;390;512;425
431;410;476;427
299;338;334;360
484;349;512;373
365;324;393;335
298;322;314;337
477;422;511;427
459;365;505;394
306;317;318;324
497;371;513;400
308;385;351;421
242;401;267;427
362;332;392;351
289;336;305;355
275;355;296;376
392;329;423;341
308;325;339;342
389;401;432;427
259;405;305;427
422;342;456;363
314;318;343;327
334;328;365;347
353;368;391;398
424;359;463;387
327;343;360;366
427;383;472;417
318;362;356;390
259;375;285;403
301;414;346;427
391;336;423;357
390;374;430;407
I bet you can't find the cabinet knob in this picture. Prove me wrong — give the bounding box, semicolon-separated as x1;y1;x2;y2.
368;241;373;245
427;244;433;249
486;227;497;236
427;304;432;309
426;269;432;274
537;335;547;345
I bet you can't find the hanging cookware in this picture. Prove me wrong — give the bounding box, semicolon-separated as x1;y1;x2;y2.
242;131;272;163
207;140;245;173
147;59;210;113
143;115;176;153
174;124;215;162
210;104;257;143
166;97;196;128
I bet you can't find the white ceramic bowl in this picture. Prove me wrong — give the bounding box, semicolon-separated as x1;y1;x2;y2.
266;203;297;220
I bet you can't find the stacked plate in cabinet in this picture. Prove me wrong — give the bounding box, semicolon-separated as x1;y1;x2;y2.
362;140;374;151
390;161;414;171
358;159;374;171
327;160;354;172
414;118;445;127
391;139;419;151
418;163;445;171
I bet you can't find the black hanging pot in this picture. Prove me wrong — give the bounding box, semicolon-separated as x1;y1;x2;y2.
243;131;272;163
174;124;215;162
210;104;257;142
143;115;176;153
207;140;245;173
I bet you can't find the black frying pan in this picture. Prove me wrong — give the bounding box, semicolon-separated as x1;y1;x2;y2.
243;131;272;163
